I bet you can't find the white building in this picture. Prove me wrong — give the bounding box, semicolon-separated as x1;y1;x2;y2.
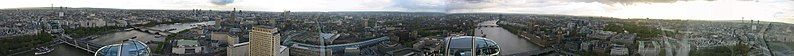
610;44;628;55
172;40;202;54
638;41;660;56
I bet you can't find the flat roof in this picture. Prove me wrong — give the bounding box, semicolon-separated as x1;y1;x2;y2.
176;40;199;45
253;25;277;29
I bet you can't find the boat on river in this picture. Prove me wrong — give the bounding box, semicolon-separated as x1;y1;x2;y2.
34;47;54;55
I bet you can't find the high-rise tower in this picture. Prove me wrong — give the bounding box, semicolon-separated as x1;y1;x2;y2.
249;26;280;56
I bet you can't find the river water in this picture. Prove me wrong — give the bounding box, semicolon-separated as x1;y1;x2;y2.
18;21;214;56
474;20;542;55
90;21;214;45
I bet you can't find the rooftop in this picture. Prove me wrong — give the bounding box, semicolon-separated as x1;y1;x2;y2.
176;39;199;45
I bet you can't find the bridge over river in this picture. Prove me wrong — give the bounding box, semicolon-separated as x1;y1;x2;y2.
474;20;553;55
10;21;213;56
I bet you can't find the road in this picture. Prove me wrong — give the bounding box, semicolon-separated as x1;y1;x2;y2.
474;20;542;55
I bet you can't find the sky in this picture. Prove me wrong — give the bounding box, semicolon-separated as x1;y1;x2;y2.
0;0;792;23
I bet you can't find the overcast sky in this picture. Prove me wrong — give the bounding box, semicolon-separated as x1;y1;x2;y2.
1;0;792;23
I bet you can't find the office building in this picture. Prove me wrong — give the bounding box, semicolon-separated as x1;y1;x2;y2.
249;26;280;56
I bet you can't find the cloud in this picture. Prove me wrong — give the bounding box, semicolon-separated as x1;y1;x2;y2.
391;0;446;12
447;0;613;15
445;0;794;24
222;0;397;11
1;0;792;23
219;0;445;12
597;0;794;22
211;0;235;5
570;0;680;4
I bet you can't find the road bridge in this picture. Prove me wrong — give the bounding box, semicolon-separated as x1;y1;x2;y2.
56;34;103;53
131;27;175;36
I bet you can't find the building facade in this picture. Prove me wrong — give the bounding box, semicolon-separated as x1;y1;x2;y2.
249;26;280;56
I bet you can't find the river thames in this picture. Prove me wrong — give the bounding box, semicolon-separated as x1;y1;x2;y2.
474;20;542;55
19;21;213;56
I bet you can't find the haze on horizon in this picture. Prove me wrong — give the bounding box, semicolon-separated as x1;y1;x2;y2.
1;0;792;24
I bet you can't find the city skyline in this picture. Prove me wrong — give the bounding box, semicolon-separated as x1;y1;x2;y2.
2;2;794;55
1;0;792;23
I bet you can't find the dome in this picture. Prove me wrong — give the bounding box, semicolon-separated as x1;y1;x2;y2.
443;36;500;56
95;39;150;56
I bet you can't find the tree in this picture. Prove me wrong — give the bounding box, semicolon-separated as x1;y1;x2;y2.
735;42;751;55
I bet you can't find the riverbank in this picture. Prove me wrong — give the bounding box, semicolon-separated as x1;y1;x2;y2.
0;32;54;55
64;26;125;38
497;21;549;48
474;20;542;55
6;21;213;56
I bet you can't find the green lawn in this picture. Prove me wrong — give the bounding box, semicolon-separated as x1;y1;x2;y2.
604;22;675;40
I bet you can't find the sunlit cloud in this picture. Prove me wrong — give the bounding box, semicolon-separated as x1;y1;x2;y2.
447;0;794;24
